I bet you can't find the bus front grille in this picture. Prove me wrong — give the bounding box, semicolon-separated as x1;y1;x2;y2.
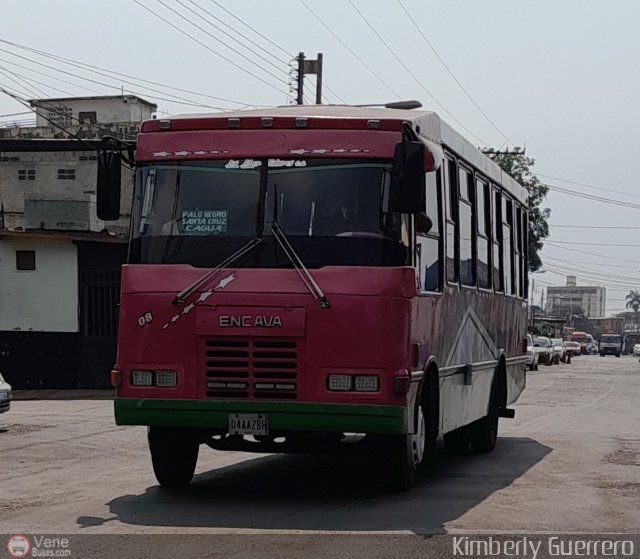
203;339;298;399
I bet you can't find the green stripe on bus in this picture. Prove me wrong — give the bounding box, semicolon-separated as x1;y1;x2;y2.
114;398;408;435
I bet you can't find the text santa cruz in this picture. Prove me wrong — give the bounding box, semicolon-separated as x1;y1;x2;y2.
218;315;283;328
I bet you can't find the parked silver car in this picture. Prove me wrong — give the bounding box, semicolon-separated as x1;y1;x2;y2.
0;372;12;414
533;336;553;366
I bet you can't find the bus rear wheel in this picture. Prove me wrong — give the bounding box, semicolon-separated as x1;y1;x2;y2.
148;427;200;487
469;375;500;454
443;426;470;453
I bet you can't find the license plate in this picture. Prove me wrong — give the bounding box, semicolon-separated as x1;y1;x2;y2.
0;390;6;401
228;413;268;435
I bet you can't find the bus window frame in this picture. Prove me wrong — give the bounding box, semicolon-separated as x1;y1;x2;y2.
444;154;459;286
457;163;476;289
416;167;443;295
476;175;492;292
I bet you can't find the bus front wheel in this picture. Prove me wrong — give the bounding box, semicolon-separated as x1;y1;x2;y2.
382;403;427;492
148;427;199;487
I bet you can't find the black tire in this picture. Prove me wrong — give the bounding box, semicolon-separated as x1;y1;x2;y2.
534;360;539;371
469;374;500;454
148;427;199;487
443;425;470;454
616;353;621;358
381;403;427;492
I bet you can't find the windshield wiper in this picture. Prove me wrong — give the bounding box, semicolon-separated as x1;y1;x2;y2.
172;237;263;306
270;220;330;309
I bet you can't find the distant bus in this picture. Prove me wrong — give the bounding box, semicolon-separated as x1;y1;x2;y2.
570;331;591;355
98;104;529;492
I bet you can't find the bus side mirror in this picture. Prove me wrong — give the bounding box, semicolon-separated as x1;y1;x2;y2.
391;140;426;214
97;150;122;221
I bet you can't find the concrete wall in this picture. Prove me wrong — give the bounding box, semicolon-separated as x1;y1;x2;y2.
0;237;78;332
32;96;155;127
0;149;133;236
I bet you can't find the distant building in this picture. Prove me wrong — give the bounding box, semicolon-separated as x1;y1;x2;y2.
0;95;156;389
546;275;606;319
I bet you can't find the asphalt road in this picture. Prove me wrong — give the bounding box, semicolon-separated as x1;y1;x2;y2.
0;354;638;557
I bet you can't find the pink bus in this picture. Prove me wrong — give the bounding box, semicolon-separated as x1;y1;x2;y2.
98;104;528;491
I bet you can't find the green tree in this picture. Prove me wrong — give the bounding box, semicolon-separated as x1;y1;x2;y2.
625;290;640;324
483;147;550;271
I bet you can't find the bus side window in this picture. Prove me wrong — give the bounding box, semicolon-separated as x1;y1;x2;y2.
522;207;529;295
416;169;442;292
516;206;524;298
458;165;475;286
493;188;503;292
476;177;491;289
444;156;458;284
503;197;515;295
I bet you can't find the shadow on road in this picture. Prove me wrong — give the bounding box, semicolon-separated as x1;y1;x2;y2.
84;436;551;534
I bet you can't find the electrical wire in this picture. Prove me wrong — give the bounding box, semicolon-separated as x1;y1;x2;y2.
0;45;226;109
543;182;640;211
0;38;258;108
142;0;289;94
548;240;640;247
544;241;640;265
0;86;110;154
179;0;290;77
550;224;640;230
397;0;513;146
346;0;490;146
538;172;636;199
299;0;402;100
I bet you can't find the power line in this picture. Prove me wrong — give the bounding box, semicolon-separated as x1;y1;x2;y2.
299;0;402;100
0;86;108;154
179;0;289;78
0;45;224;109
139;0;288;95
543;182;640;211
545;241;640;265
550;224;640;230
396;0;513;146
0;38;257;108
346;0;489;146
538;172;636;199
549;240;640;247
544;255;631;269
208;0;293;59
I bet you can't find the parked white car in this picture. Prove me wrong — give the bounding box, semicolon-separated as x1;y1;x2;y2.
533;336;553;366
526;334;539;370
0;372;12;414
549;338;565;364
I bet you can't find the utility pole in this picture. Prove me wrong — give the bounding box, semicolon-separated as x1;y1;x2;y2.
295;52;323;105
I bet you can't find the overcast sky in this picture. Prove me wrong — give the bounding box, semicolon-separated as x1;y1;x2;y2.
1;0;639;315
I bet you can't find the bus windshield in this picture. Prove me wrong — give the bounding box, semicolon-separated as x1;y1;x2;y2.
129;159;411;268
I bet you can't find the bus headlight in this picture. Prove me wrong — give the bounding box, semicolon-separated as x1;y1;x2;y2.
131;370;153;386
130;370;177;387
155;371;178;387
327;375;352;391
354;375;379;392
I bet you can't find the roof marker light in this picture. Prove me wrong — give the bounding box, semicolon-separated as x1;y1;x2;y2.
159;119;171;130
295;118;308;128
367;119;381;130
261;117;273;128
228;118;240;128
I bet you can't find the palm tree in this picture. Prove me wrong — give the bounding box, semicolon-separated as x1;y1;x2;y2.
625;290;640;328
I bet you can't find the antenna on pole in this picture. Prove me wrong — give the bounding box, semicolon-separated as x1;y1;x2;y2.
295;52;323;105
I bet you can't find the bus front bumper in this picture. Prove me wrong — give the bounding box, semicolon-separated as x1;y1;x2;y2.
114;398;408;435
